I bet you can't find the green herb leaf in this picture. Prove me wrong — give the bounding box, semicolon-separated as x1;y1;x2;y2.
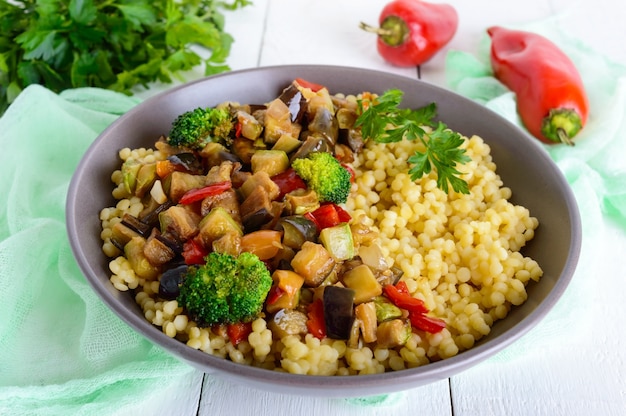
116;4;157;30
69;0;98;25
355;89;471;194
1;0;251;115
408;122;471;194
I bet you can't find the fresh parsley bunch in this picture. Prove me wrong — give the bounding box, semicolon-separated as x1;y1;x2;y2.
355;89;471;194
0;0;250;114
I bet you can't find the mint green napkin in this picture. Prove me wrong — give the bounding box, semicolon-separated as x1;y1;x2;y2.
445;16;626;359
0;86;198;415
0;85;396;412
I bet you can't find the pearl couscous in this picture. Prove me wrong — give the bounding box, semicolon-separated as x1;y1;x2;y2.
99;83;542;375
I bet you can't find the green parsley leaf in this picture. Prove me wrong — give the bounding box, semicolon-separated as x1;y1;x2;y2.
408;122;471;194
69;0;98;25
355;89;471;194
116;4;157;30
0;0;250;115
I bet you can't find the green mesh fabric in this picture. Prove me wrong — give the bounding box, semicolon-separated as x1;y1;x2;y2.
0;86;199;415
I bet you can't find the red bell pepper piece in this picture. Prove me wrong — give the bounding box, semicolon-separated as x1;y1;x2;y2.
383;283;429;314
306;298;326;339
181;239;208;265
488;26;588;145
179;181;232;205
294;78;326;92
227;322;253;346
265;285;284;306
305;203;352;230
311;204;339;230
334;204;352;223
409;313;446;334
384;281;446;333
271;168;307;199
303;212;320;230
360;0;458;67
395;280;410;294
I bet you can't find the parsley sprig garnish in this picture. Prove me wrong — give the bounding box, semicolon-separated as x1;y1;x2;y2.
355;89;471;194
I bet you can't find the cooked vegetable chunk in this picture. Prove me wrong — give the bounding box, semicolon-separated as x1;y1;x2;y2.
168;107;234;150
291;151;352;204
177;252;272;326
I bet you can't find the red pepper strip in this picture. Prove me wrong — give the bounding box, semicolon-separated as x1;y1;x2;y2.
488;26;588;145
181;239;208;265
227;322;253;346
234;121;242;138
409;313;446;334
384;282;446;333
294;78;325;92
306;298;326;339
265;285;284;306
383;283;429;314
179;181;231;205
395;280;410;295
360;0;458;67
271;168;307;199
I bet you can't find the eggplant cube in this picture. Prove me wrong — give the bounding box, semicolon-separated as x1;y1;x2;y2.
323;285;355;340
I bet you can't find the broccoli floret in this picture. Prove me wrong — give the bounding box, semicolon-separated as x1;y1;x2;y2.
177;251;272;326
167;107;234;150
291;151;352;204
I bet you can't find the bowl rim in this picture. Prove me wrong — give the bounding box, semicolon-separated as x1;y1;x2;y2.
66;64;582;397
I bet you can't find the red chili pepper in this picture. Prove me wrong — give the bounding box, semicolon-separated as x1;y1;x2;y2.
179;181;232;204
383;283;429;314
360;0;458;67
488;26;589;145
271;168;307;199
181;239;208;265
306;298;327;339
294;78;326;92
226;322;253;346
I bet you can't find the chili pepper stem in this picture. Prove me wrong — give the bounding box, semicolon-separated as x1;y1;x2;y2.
556;128;575;147
541;108;582;146
359;22;394;37
360;17;409;47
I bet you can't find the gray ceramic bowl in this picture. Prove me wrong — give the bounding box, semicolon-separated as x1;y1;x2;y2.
66;65;581;397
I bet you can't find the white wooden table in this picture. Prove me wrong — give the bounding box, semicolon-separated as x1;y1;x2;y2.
132;1;626;415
